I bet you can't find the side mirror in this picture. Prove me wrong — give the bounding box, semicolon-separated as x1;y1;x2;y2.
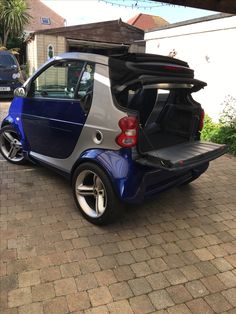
14;87;26;97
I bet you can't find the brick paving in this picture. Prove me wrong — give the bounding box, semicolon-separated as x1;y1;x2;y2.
0;100;236;313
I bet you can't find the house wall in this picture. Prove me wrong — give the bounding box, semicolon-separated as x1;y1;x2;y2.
26;20;143;77
27;34;66;75
27;39;38;75
145;15;236;121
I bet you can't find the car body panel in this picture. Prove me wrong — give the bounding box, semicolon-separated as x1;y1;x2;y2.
21;97;86;159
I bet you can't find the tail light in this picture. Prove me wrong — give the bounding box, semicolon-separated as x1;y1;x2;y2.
116;116;138;148
199;109;205;131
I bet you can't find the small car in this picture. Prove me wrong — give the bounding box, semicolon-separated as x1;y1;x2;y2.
0;50;25;98
0;52;227;224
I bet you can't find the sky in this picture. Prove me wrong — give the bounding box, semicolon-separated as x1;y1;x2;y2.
42;0;218;26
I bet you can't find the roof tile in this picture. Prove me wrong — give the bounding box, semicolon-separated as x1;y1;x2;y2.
26;0;65;32
127;13;169;30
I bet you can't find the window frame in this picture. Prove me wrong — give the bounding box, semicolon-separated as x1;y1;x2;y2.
40;17;51;25
27;59;95;103
76;62;95;100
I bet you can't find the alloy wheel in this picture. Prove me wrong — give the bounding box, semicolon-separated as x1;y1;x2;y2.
75;170;107;218
0;129;24;162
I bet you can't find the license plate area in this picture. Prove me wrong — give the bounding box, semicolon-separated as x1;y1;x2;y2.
0;87;11;91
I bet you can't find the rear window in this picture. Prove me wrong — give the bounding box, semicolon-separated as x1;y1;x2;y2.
0;54;17;68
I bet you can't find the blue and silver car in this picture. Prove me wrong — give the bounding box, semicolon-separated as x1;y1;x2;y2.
0;52;227;224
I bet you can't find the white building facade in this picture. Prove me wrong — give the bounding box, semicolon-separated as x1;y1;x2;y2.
145;14;236;121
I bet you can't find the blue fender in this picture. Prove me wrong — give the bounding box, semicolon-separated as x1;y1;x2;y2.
1;97;29;151
77;148;146;202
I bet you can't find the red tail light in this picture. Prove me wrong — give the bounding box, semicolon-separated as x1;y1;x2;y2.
116;116;138;148
199;109;205;131
163;65;182;71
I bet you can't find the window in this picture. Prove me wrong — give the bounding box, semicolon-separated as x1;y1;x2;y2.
78;63;95;113
77;63;95;98
30;60;85;99
47;45;54;60
0;54;17;68
41;17;51;25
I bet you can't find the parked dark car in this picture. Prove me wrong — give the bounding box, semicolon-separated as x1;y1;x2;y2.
0;52;227;224
0;50;25;98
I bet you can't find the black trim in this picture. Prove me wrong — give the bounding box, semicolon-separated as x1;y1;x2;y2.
29;155;71;180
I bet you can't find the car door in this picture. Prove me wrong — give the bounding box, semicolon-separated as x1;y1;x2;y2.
21;59;95;159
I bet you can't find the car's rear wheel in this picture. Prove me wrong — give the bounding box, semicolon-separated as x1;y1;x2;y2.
0;125;26;164
72;162;122;225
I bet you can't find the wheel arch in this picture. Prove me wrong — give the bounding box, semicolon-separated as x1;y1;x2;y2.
1;121;11;129
1;116;23;138
70;148;132;201
1;116;14;129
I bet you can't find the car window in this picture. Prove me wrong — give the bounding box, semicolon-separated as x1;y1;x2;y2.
0;54;17;69
77;63;95;98
77;63;95;113
30;60;85;99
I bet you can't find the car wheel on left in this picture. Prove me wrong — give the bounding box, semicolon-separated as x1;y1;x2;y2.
0;125;26;164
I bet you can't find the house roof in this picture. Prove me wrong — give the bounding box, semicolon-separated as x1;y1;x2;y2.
127;13;169;30
151;0;236;15
27;19;144;45
146;12;233;33
25;0;65;32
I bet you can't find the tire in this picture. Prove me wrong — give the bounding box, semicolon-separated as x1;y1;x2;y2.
72;162;123;225
0;125;26;164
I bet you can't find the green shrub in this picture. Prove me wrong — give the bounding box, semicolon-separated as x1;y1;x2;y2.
201;114;220;141
201;96;236;155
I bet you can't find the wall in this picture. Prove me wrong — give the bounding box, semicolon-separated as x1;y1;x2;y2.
145;15;236;121
27;39;38;76
27;34;66;76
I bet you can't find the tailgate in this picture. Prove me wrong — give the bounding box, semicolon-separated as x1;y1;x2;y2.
136;141;227;170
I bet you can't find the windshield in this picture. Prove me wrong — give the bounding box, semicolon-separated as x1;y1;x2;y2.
0;54;17;68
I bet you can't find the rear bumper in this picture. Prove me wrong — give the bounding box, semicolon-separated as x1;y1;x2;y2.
122;162;209;203
79;149;209;204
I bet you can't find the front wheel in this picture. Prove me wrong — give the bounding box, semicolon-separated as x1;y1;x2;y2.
0;125;26;164
72;162;123;225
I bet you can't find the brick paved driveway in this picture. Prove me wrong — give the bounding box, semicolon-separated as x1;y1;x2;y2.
0;100;236;313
